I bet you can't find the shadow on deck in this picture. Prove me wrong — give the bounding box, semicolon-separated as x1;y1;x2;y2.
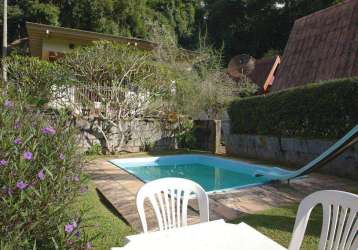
84;158;357;232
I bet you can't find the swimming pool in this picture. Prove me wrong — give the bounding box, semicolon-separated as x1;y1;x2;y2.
109;154;292;193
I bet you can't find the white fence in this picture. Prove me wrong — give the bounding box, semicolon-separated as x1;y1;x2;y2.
74;85;124;104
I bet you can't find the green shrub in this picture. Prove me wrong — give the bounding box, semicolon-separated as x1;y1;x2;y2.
175;118;196;149
5;55;72;107
0;94;91;249
85;143;103;156
228;78;358;139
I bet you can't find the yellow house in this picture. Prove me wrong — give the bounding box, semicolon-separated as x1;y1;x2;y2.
26;22;157;61
23;22;200;109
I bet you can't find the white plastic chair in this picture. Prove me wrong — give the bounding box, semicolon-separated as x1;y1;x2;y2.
136;177;209;233
289;190;358;250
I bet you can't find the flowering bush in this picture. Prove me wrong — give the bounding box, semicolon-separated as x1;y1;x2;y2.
0;94;91;249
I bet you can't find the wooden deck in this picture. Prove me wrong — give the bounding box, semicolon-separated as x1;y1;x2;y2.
85;158;357;232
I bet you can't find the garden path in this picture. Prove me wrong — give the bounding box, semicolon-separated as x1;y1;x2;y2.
85;158;357;232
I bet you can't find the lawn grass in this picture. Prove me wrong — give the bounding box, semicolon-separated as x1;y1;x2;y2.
231;204;323;249
237;187;358;249
78;181;316;250
77;179;358;250
77;180;322;250
75;181;135;250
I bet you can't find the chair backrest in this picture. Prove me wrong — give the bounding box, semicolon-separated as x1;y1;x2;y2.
289;190;358;250
136;177;209;233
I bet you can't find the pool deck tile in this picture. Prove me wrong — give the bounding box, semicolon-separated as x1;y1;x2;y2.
85;158;357;232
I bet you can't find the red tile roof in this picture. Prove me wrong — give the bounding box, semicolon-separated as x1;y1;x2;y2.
272;0;358;91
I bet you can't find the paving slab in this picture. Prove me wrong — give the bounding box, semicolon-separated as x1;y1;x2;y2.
85;158;357;232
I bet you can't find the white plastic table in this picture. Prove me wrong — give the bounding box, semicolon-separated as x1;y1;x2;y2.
112;220;287;250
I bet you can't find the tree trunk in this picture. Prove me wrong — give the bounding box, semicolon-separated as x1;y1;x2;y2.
2;0;7;83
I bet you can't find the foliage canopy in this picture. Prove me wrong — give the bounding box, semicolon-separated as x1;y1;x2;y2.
3;0;341;60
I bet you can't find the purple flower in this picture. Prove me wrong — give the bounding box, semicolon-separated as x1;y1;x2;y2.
80;186;88;193
14;138;22;145
64;221;77;234
16;181;28;190
64;223;75;234
59;153;65;161
75;231;81;238
37;169;45;180
4;100;13;108
73;175;80;182
41;127;56;135
23;151;33;160
14;121;21;129
0;159;8;167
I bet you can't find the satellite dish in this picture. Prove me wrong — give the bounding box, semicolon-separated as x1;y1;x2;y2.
227;54;256;80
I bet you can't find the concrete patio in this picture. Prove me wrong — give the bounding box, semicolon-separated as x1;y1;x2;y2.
85;157;358;232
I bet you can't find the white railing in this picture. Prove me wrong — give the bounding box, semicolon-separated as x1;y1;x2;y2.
74;85;124;104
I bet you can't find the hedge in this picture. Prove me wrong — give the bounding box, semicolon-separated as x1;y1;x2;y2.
228;77;358;139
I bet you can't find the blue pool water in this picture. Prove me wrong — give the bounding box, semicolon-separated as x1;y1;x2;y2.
110;154;292;192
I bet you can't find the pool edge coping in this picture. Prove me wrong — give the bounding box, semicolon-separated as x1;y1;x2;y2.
107;154;284;195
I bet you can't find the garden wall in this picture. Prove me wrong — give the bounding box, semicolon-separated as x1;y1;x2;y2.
193;120;221;153
227;78;358;180
226;134;358;180
77;118;177;153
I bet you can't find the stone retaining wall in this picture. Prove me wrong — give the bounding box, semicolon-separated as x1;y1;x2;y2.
77;118;177;153
226;134;358;180
193;120;221;153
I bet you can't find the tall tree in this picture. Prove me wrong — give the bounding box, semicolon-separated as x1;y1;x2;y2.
1;0;343;60
204;0;341;61
2;0;7;82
